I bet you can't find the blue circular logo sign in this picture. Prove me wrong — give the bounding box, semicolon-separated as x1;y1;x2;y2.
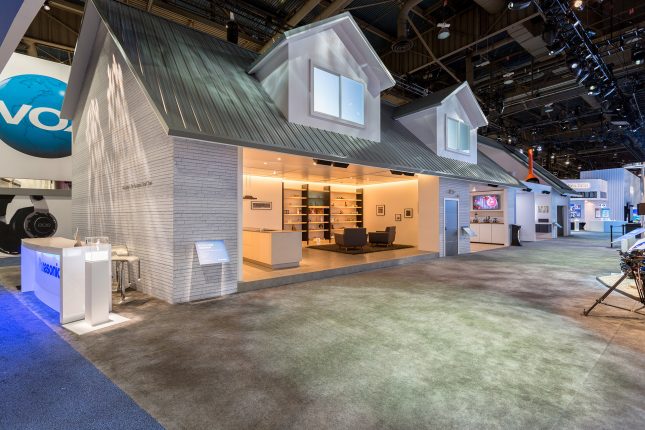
0;74;71;158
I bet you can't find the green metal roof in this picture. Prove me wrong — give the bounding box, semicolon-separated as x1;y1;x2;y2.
77;0;522;188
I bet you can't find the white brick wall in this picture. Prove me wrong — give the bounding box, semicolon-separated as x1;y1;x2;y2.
72;34;242;303
172;138;240;302
72;35;176;302
438;178;471;256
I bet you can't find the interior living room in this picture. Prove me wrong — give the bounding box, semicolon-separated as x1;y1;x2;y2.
240;147;438;290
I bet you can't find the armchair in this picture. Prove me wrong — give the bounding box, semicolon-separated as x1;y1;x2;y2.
335;228;367;250
368;226;396;246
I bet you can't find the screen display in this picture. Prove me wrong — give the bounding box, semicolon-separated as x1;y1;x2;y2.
569;203;581;219
472;194;501;211
195;240;229;265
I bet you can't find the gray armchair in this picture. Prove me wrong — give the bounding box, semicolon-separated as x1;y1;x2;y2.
335;228;367;250
368;226;396;246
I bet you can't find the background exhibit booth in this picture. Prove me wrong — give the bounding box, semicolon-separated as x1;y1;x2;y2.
564;168;644;232
478;137;575;242
62;0;521;303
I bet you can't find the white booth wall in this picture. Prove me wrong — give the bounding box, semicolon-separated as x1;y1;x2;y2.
580;168;644;221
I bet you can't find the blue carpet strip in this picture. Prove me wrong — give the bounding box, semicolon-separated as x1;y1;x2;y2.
0;287;163;430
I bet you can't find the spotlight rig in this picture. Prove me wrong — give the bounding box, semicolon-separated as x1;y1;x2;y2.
534;0;642;132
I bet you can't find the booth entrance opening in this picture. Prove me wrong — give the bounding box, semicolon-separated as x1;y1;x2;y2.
240;148;440;289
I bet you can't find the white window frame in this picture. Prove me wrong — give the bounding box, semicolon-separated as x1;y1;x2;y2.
310;64;366;128
445;115;472;154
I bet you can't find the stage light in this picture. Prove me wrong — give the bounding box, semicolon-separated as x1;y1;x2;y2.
633;47;644;65
536;145;542;152
547;40;566;56
573;0;584;11
43;0;51;11
576;68;591;84
508;1;532;10
567;56;580;70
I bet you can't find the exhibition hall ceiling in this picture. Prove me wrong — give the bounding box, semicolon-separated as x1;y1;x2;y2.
243;148;418;185
17;0;644;176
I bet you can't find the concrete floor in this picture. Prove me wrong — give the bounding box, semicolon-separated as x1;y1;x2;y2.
1;232;644;429
242;246;434;282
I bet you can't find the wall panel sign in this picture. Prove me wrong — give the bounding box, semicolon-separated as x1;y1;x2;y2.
0;53;72;180
195;240;229;265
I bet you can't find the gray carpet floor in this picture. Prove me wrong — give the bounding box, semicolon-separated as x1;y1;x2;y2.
1;232;644;429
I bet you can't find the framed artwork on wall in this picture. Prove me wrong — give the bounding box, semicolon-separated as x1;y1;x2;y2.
404;208;413;218
537;205;549;214
395;213;402;222
251;201;272;210
376;205;385;216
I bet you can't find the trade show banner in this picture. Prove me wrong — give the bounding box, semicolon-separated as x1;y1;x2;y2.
0;53;72;180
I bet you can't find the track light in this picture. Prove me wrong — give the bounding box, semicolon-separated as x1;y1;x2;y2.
43;0;51;11
633;47;644;65
508;1;532;10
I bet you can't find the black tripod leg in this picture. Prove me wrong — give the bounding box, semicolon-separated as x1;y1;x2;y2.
584;273;628;316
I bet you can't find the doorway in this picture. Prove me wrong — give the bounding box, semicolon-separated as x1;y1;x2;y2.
444;198;459;256
557;205;565;237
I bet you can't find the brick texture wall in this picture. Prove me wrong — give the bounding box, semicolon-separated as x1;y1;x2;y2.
172;138;240;302
72;35;175;302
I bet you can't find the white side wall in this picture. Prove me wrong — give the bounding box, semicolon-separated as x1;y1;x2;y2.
516;192;536;242
363;181;418;246
438;178;471;256
242;176;283;231
172;139;240;302
72;34;175;302
418;175;440;252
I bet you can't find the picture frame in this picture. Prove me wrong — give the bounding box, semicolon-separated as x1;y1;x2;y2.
376;205;385;216
251;201;272;210
537;205;549;214
404;208;413;218
395;213;402;222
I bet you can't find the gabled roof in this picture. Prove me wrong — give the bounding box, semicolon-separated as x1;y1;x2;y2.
393;82;488;128
62;0;522;189
477;136;578;196
247;12;395;93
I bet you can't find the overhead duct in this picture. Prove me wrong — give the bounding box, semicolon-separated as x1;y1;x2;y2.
392;0;423;53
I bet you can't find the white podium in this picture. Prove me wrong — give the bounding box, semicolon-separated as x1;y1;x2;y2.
85;259;111;326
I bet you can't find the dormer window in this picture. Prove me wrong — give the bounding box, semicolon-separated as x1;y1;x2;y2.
312;66;365;126
446;116;471;154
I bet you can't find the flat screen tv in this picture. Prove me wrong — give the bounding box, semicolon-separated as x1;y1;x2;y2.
473;194;501;211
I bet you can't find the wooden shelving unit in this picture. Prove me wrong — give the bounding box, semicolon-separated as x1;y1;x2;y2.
283;184;364;245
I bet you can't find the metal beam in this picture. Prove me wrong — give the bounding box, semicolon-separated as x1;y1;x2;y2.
407;18;461;84
22;36;75;52
407;12;540;75
147;0;154;12
314;0;353;22
50;0;83;15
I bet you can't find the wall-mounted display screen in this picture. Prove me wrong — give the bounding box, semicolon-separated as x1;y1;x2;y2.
569;203;581;219
472;194;501;211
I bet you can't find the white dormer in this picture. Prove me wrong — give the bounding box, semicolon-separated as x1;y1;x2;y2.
393;82;488;164
247;13;395;142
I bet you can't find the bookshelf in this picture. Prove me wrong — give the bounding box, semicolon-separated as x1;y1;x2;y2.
283;184;363;245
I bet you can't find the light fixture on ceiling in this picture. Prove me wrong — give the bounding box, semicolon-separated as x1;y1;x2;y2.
503;72;514;85
547;40;566;56
508;1;532;10
474;56;490;68
43;0;51;11
544;103;554;113
437;23;450;40
572;0;584;11
567;55;580;70
536;145;542;152
633;47;644;65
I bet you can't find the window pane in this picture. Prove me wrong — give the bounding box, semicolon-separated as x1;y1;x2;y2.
459;122;470;151
446;117;459;150
313;68;339;117
340;76;364;125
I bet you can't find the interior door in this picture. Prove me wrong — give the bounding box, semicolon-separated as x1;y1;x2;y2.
444;199;459;256
557;205;565;237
